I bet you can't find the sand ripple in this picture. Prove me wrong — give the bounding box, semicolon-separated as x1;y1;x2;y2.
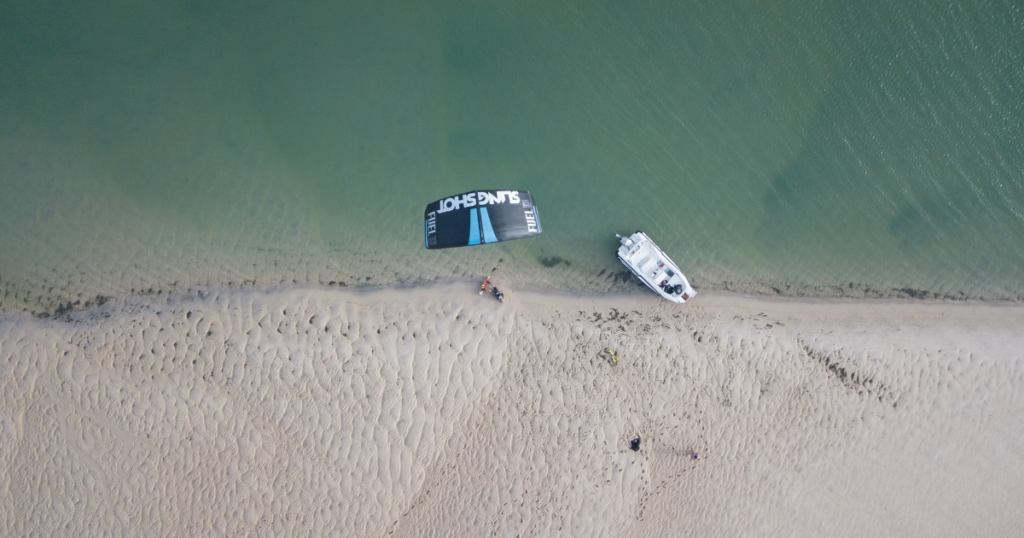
1;287;1022;536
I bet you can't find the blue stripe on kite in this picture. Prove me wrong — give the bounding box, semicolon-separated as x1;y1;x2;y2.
533;206;541;232
468;208;481;245
425;219;429;248
480;207;498;243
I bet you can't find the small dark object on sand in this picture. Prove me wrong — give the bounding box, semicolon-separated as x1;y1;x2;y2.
630;437;641;451
689;452;699;460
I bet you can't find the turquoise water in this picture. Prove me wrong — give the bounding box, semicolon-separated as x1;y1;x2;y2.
2;0;1023;315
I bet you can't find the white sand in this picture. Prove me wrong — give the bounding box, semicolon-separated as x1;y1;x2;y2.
1;284;1022;536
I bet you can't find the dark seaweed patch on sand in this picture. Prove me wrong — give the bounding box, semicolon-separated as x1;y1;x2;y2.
801;342;897;406
539;256;570;268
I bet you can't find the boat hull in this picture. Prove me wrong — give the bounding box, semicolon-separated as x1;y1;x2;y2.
616;232;696;303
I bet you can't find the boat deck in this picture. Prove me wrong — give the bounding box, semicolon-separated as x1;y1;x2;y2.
616;232;696;303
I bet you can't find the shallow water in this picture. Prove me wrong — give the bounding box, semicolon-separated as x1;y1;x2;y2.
2;0;1023;315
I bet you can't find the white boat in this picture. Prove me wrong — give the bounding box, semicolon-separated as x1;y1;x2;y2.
615;231;697;303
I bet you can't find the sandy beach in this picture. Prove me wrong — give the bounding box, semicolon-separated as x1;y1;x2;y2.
1;284;1022;536
3;1;1023;535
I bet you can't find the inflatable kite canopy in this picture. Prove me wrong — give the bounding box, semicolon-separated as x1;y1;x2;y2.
424;190;542;249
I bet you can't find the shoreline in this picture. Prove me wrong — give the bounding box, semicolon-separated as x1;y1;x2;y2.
6;275;1023;323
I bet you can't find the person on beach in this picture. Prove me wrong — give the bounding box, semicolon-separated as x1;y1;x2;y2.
480;276;503;302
